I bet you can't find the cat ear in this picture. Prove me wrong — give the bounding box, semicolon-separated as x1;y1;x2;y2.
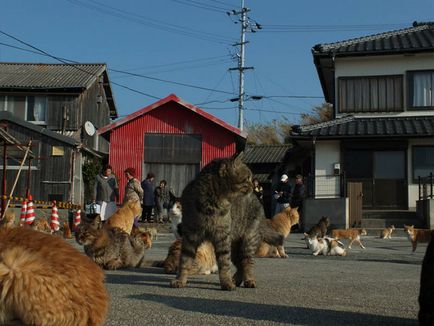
91;215;102;230
233;152;244;166
219;161;229;177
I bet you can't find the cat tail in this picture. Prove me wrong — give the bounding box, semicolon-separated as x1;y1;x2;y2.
261;225;284;246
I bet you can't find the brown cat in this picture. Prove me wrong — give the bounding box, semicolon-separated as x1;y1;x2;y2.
0;227;108;325
404;225;432;252
331;228;367;249
156;238;217;275
131;225;153;249
76;215;146;269
171;154;261;291
380;225;395;239
106;199;142;234
256;206;299;258
31;218;52;234
419;230;434;325
0;210;15;229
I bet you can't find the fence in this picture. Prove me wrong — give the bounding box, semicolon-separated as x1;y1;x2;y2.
419;173;434;200
306;174;346;199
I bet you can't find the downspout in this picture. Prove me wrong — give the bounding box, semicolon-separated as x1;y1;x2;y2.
70;148;75;203
312;136;316;198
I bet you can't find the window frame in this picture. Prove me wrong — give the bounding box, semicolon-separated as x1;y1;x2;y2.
337;75;404;113
412;145;434;182
0;95;48;124
407;70;434;110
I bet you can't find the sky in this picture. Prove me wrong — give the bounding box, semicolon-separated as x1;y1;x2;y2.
1;0;434;129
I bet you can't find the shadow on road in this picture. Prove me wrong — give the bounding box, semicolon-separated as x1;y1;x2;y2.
128;293;417;325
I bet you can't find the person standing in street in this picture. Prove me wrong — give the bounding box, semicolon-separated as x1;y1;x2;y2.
274;174;292;215
123;167;143;227
291;174;305;230
141;172;155;222
93;164;119;221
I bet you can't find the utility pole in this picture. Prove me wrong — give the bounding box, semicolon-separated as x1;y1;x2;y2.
228;0;258;131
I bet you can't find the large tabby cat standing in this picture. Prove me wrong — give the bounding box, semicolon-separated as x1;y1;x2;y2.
171;154;261;290
0;227;108;326
419;230;434;325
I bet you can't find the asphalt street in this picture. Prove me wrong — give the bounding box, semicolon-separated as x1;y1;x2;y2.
70;231;424;326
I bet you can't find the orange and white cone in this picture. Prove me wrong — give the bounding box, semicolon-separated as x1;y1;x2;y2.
73;208;81;231
20;199;27;226
50;200;60;232
25;195;35;225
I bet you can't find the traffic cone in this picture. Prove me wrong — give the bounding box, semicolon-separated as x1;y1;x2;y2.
73;207;81;231
20;199;27;226
25;195;35;225
50;200;60;232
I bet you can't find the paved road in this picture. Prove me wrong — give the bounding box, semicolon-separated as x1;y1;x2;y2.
71;231;425;326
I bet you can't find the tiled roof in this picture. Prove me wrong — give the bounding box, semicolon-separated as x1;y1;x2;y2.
313;22;434;57
292;116;434;138
0;62;106;90
252;173;272;183
243;144;291;164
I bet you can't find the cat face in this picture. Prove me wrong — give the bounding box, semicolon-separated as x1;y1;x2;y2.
75;216;102;245
170;201;182;216
221;155;252;195
404;224;415;235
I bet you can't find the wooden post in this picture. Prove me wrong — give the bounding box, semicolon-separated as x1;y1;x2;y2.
1;142;7;217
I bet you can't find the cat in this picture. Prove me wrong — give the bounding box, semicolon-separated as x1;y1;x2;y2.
404;225;432;252
31;218;52;234
304;233;347;256
303;216;330;248
63;222;72;239
131;225;153;249
155;238;218;275
0;227;108;326
331;228;367;249
256;206;299;258
419;230;434;325
106;199;142;234
169;201;182;239
380;225;395;239
76;215;146;269
170;154;262;291
0;209;15;229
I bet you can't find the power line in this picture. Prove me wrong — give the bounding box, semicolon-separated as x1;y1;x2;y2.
170;0;231;13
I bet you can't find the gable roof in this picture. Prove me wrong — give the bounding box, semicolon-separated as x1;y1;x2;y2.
0;62;117;118
243;144;291;164
291;115;434;139
98;93;247;139
312;21;434;103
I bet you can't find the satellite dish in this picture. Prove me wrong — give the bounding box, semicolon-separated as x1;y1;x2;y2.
84;121;96;136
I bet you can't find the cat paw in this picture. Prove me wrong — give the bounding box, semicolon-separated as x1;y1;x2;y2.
361;246;366;250
232;273;243;287
280;254;288;258
170;279;186;288
220;281;236;291
244;279;256;288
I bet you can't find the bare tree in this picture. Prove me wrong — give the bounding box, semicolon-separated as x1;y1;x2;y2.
300;103;333;125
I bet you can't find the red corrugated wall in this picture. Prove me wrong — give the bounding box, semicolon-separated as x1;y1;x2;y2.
108;102;237;201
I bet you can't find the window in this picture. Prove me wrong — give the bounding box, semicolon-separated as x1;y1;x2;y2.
408;71;434;108
413;146;434;180
338;76;403;113
0;95;47;123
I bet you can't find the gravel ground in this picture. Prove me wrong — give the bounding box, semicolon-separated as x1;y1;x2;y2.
71;230;424;326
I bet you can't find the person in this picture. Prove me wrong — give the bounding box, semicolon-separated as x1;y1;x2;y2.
123;167;144;227
93;164;119;221
141;172;155;222
252;178;264;204
291;174;305;230
274;174;292;215
154;179;175;223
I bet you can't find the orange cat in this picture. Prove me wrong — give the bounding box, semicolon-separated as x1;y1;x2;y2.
31;218;52;234
0;227;108;325
106;199;141;234
331;228;367;249
0;210;15;229
404;225;432;252
156;238;217;275
380;225;395;239
63;222;72;239
256;207;299;258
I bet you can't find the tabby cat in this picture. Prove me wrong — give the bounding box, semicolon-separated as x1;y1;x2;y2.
76;215;146;269
0;227;108;325
303;216;330;249
171;154;262;291
419;230;434;325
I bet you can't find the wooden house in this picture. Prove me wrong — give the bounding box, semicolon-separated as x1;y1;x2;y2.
98;93;246;200
0;62;118;205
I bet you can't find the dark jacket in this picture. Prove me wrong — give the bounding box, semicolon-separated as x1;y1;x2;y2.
141;179;155;206
291;183;305;208
275;181;292;204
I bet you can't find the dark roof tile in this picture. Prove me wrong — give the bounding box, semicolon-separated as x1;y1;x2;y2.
243;144;291;164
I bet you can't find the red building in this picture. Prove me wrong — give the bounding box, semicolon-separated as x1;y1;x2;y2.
98;94;247;200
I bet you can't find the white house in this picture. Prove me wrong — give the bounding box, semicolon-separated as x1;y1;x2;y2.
291;21;434;228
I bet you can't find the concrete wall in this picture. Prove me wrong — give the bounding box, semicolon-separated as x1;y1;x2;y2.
314;141;341;198
417;199;434;229
303;197;349;232
334;52;434;118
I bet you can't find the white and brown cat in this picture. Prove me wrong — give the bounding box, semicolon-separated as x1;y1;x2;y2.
304;233;347;256
331;228;367;249
380;225;395;239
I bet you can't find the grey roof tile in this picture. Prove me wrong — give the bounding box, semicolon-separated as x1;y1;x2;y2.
243;144;291;164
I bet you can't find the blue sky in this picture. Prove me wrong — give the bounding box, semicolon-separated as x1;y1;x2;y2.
1;0;434;128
